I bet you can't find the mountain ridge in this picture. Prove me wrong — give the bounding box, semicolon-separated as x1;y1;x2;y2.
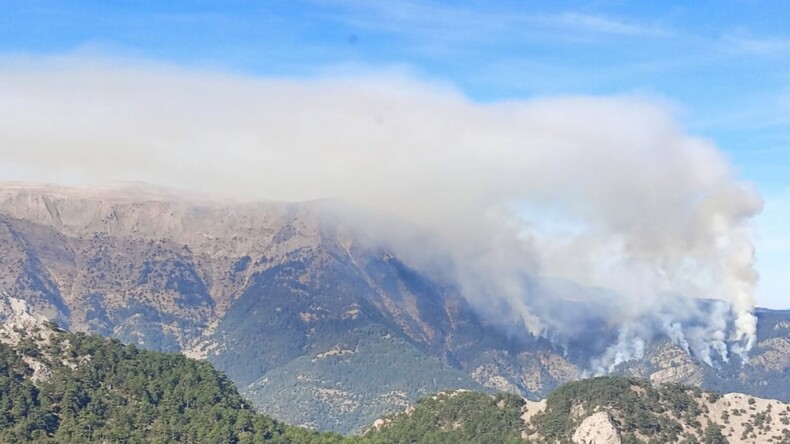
0;183;787;433
1;295;788;444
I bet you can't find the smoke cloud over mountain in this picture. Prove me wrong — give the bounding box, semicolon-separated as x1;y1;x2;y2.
0;55;763;367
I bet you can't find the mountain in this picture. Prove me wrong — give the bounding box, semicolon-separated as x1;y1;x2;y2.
610;308;790;402
4;297;788;444
0;183;788;433
0;183;574;433
366;377;790;444
1;292;788;443
0;293;342;443
362;390;528;443
525;376;790;444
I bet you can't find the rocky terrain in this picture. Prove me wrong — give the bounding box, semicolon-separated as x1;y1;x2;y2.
367;377;790;443
1;288;788;443
0;183;788;434
0;292;342;443
522;377;790;443
612;308;790;402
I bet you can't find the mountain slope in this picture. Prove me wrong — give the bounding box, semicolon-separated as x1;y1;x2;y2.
362;391;528;444
366;377;790;444
525;376;790;444
2;293;788;443
0;294;343;443
611;308;790;402
0;183;788;434
245;325;483;433
0;184;575;432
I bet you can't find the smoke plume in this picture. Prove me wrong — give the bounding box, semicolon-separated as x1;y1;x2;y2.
0;55;763;366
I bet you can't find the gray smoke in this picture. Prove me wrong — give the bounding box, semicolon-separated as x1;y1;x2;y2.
590;299;736;373
0;55;764;365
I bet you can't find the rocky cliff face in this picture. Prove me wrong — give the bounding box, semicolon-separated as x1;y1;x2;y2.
0;183;787;434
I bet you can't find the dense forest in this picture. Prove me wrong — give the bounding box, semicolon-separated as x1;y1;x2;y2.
532;377;711;443
0;322;533;443
360;391;527;443
0;328;343;443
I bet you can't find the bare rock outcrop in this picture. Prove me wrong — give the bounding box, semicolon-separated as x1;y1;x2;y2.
0;290;51;345
572;412;621;444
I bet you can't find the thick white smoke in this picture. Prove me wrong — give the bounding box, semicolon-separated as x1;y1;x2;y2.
0;55;763;365
591;299;736;374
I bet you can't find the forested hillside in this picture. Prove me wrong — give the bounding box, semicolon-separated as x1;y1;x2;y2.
2;313;790;444
366;377;790;444
0;324;343;443
361;391;527;443
526;377;790;443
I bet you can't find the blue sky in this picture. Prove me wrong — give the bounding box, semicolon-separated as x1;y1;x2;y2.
2;1;787;183
1;0;788;308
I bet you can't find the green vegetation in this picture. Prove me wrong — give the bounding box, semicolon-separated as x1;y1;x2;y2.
0;330;344;443
703;422;727;444
3;320;786;444
0;325;525;444
532;377;704;443
359;391;527;444
245;325;483;434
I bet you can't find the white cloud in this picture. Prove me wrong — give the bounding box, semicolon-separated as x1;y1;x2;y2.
723;34;790;56
537;12;671;38
317;1;671;45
